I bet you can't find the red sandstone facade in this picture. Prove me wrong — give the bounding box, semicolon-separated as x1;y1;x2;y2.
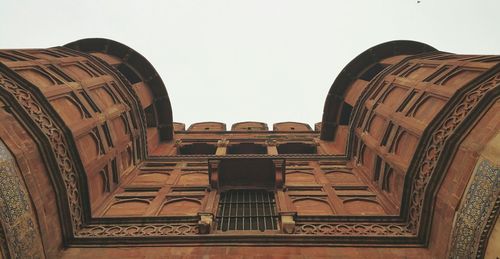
0;39;498;258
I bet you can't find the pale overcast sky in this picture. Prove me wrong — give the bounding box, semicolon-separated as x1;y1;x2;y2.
1;0;499;128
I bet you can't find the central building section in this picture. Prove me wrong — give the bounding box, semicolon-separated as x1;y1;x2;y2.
83;121;395;236
209;158;285;190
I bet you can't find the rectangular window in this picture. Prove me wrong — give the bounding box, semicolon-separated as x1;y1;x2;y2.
216;190;278;231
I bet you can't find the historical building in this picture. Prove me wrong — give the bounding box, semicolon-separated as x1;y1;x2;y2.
0;38;498;258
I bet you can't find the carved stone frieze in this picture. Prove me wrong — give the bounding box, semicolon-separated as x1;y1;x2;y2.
295;223;413;236
77;223;199;237
0;71;84;231
407;74;500;231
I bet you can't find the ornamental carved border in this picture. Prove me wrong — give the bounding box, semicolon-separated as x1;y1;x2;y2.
0;66;205;240
0;69;83;232
342;54;500;237
407;72;500;233
78;223;199;238
294;223;412;236
292;65;499;238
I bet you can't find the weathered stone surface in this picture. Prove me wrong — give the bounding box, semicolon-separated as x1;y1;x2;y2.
0;39;498;258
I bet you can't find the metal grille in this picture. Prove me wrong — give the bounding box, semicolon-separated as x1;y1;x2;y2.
216;190;278;231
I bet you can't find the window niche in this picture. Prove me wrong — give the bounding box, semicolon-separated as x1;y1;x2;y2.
178;143;217;155
227;143;267;154
277;143;317;154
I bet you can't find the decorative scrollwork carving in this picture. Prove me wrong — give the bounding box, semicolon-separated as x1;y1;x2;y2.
78;223;198;237
0;73;84;231
407;74;500;231
295;223;413;236
0;70;202;239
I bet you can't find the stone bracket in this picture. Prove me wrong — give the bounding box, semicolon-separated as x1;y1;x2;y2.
273;159;285;189
280;212;297;234
208;159;220;189
197;213;214;234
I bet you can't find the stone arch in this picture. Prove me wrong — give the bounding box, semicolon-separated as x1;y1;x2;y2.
285;171;316;184
188;122;226;131
273;122;312;131
232;121;268;131
105;199;150;216
177;172;209;186
65;38;174;142
343;198;385;215
158;198;201;216
130;172;170;186
320;40;436;141
324;171;360;184
292;197;334;215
